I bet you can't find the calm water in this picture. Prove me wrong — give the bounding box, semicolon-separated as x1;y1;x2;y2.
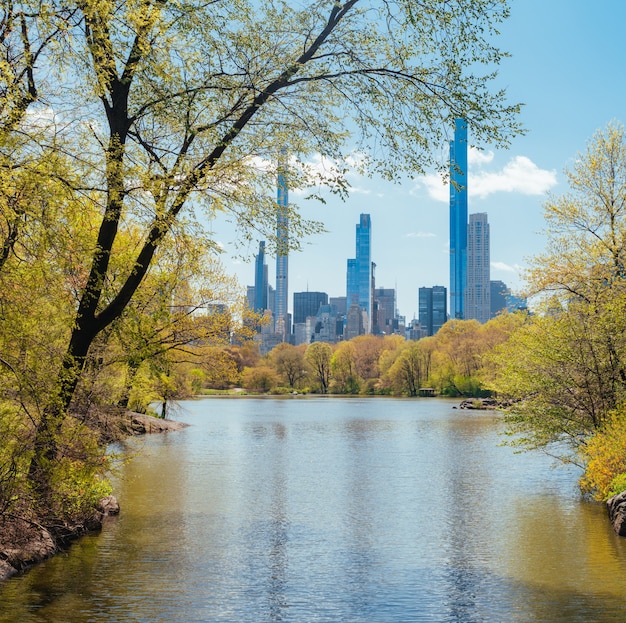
2;397;626;623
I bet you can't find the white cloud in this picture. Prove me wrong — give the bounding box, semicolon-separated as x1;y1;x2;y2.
468;147;494;166
347;186;372;195
419;153;558;203
491;261;521;273
472;156;557;198
421;174;449;202
404;231;436;239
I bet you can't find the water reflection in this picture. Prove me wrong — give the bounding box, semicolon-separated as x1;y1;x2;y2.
1;398;626;623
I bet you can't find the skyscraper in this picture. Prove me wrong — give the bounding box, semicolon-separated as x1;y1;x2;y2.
253;241;268;313
293;291;328;324
465;212;490;323
490;280;508;318
346;213;372;333
275;167;289;340
450;118;468;320
419;285;447;336
374;287;396;335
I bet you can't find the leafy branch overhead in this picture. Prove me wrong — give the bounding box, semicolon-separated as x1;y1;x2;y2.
0;0;521;510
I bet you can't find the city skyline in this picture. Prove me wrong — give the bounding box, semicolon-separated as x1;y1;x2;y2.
213;0;626;321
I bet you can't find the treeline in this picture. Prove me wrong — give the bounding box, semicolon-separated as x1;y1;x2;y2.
210;314;525;397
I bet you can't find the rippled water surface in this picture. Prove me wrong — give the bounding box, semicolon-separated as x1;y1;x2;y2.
2;397;626;622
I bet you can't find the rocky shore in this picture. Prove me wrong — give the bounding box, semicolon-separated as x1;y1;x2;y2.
0;411;187;581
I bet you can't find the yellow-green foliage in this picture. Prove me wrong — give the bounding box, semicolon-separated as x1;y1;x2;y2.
0;405;31;515
48;418;113;523
580;407;626;501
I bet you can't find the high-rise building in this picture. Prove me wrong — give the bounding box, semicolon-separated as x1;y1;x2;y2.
374;287;396;335
345;303;364;340
346;213;373;333
490;280;508;318
275;167;289;341
293;291;328;324
450;118;468;320
329;296;347;316
465;212;490;323
253;241;268;313
310;304;337;344
418;285;447;336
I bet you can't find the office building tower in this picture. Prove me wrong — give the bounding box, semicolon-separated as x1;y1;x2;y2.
345;303;364;340
374;287;397;335
310;304;337;344
490;280;508;318
419;285;447;336
275;167;289;340
329;296;347;316
432;285;447;333
465;213;490;323
293;291;328;324
253;241;269;313
346;213;373;334
246;285;255;313
450;118;468;320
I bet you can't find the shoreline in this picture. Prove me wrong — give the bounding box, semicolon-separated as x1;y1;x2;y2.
0;411;188;581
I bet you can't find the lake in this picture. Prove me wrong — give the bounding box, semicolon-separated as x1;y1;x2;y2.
1;397;626;622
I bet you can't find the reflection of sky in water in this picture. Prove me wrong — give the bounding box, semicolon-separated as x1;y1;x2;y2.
1;397;626;623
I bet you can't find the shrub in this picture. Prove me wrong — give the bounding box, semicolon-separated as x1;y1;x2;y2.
580;407;626;501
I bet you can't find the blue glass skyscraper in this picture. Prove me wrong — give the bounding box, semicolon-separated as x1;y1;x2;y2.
275;168;289;339
450;118;468;320
253;240;268;313
346;213;372;334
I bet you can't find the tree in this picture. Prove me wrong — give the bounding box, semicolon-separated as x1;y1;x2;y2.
580;407;626;500
490;123;626;460
269;343;309;389
385;338;434;396
18;0;521;488
241;365;278;393
305;342;333;394
350;335;385;380
330;341;361;394
430;319;484;395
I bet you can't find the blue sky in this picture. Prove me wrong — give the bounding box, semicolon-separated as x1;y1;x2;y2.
217;0;626;322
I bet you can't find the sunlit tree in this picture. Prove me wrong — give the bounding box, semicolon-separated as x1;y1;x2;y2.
490;123;626;460
269;343;309;389
305;342;333;394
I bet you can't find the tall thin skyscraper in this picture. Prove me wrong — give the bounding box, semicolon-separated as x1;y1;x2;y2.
253;241;268;313
450;118;468;320
275;167;289;340
346;213;372;334
465;212;490;323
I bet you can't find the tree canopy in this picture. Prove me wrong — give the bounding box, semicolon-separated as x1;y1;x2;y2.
490;122;626;464
0;0;522;525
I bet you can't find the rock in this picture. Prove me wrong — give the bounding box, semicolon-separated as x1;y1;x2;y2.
0;560;18;580
97;495;120;516
607;491;626;536
458;398;496;410
122;412;189;435
0;520;57;573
